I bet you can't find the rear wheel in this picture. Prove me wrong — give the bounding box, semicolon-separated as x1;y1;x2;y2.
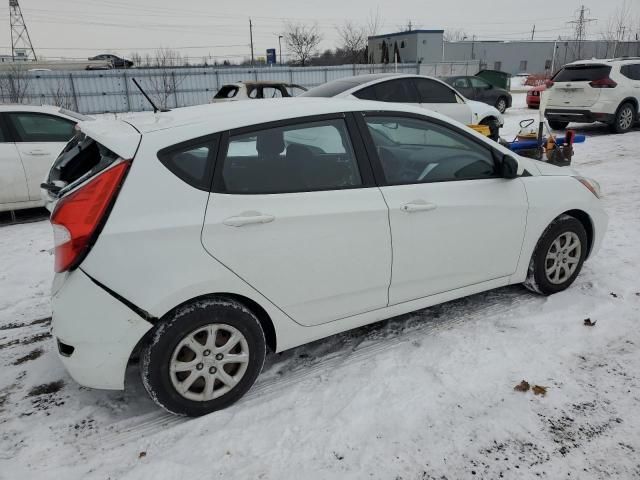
141;297;266;416
610;102;635;134
548;120;569;130
524;215;588;296
495;97;508;114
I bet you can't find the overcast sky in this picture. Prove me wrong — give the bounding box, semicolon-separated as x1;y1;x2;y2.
1;0;638;62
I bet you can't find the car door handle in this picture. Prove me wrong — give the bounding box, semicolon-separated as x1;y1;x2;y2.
400;201;437;213
223;213;275;227
26;149;49;156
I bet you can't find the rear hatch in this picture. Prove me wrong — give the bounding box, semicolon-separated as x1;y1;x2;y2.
547;64;611;108
42;119;140;210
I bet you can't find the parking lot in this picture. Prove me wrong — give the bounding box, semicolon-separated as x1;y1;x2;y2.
1;93;640;479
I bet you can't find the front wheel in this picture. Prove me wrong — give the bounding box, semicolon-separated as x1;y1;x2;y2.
141;298;266;416
524;215;588;296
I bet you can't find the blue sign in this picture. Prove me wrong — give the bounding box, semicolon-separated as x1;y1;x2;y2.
266;48;276;65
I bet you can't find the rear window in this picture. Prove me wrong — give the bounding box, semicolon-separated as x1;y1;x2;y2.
300;80;360;97
47;132;121;195
157;137;218;191
214;85;239;99
553;65;611;82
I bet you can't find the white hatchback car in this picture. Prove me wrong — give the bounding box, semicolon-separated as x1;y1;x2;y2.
0;105;89;213
544;58;640;133
47;98;607;416
301;73;505;140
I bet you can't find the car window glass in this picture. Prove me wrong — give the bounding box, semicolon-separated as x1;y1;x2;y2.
158;139;216;191
553;65;611;82
414;78;456;103
222;118;361;194
8;113;75;142
452;78;468;89
469;77;491;89
365;116;496;185
355;79;418;103
262;87;284;98
630;64;640;81
214;85;239;99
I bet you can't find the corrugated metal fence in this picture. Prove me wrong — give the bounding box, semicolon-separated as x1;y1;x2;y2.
0;61;480;114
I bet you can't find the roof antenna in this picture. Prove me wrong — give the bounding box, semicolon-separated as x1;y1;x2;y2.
131;78;169;113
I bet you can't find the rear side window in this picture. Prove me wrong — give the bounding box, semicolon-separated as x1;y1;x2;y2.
214;85;239;99
414;78;457;103
158;137;218;191
8;112;75;142
621;64;640;80
353;79;419;103
553;65;612;82
220;118;361;194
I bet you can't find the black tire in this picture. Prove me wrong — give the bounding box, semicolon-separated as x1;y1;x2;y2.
495;97;508;114
609;102;635;134
480;118;501;142
524;215;588;296
141;297;266;417
548;120;569;130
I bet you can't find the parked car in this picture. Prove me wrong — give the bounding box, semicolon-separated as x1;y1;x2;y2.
46;98;607;416
212;81;307;102
0;105;89;213
443;75;512;113
544;58;640;133
87;54;134;69
301;73;504;140
527;84;546;109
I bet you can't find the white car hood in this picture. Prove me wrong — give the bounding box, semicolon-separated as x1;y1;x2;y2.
466;99;504;126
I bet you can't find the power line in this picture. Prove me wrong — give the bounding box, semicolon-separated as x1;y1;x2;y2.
567;5;596;59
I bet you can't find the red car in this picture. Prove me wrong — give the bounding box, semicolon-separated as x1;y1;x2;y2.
527;85;546;109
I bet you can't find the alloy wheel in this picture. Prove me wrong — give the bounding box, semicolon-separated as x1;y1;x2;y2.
544;232;582;285
619;106;634;130
170;324;250;401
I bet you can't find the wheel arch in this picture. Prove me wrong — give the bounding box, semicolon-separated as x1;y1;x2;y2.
129;292;278;368
618;97;639;117
561;209;594;259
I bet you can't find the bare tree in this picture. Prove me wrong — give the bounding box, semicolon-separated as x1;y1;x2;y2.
366;7;382;37
444;29;470;42
144;48;185;109
0;63;31;104
48;78;75;110
130;52;143;67
283;22;323;66
600;0;634;57
337;21;367;64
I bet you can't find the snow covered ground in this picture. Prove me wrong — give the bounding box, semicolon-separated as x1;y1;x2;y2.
1;94;640;479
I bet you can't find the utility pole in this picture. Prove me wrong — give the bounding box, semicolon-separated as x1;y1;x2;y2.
471;34;476;60
531;25;536;41
9;0;37;61
249;18;255;67
567;5;596;61
278;35;283;66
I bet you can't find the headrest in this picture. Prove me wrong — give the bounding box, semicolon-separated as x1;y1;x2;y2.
256;131;285;157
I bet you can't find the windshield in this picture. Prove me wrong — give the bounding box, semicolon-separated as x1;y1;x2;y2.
553;65;611;82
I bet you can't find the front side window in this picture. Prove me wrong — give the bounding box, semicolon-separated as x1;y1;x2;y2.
365;116;497;185
8;113;75;142
221;118;361;194
261;87;284;98
451;78;469;89
413;78;456;103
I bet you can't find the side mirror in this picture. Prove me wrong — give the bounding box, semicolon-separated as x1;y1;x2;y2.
500;154;519;179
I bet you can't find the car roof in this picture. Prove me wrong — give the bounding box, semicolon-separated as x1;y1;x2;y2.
82;98;455;137
564;57;640;67
0;104;69;114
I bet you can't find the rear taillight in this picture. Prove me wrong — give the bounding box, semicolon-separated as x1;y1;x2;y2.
51;161;131;273
589;77;617;88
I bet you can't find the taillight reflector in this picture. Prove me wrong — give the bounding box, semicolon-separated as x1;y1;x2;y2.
50;161;130;273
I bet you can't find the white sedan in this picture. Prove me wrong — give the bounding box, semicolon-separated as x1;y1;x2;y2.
46;98;607;416
301;73;505;139
0;105;89;213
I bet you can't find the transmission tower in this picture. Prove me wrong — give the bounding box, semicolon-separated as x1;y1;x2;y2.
9;0;37;61
567;5;596;60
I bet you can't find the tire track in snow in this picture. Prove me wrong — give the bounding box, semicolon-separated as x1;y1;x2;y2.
79;287;539;450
